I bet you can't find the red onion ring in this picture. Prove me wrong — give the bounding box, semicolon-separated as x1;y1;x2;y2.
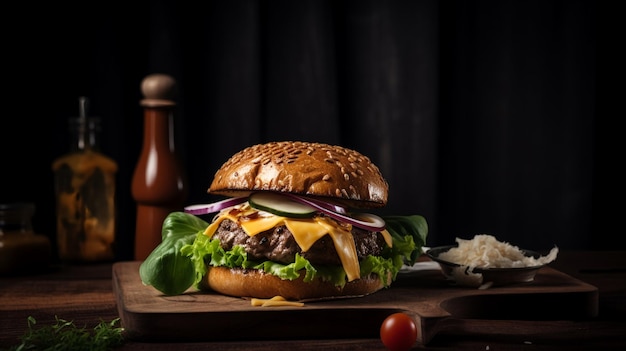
184;197;247;215
282;193;386;232
304;197;348;214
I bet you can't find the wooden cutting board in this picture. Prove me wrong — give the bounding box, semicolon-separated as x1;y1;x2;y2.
112;261;598;345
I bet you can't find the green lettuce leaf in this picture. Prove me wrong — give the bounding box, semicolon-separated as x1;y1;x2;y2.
383;214;428;265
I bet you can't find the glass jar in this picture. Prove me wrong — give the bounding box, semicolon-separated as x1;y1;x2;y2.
0;203;51;275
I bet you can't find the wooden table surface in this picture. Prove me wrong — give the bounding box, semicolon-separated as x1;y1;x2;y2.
1;250;625;350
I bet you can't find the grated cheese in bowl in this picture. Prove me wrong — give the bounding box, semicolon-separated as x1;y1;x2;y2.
427;234;559;288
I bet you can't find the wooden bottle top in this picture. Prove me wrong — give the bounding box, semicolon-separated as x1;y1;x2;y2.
140;73;177;108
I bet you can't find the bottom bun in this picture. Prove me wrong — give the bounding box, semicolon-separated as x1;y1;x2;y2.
202;266;389;301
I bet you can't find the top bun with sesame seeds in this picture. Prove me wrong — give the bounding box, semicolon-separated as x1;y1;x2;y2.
208;141;388;209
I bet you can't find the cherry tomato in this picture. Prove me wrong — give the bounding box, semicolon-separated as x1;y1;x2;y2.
380;312;418;351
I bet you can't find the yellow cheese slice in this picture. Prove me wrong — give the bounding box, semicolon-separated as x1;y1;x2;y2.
203;212;239;237
315;217;360;281
250;296;305;307
380;229;392;248
240;216;285;236
283;219;331;252
204;212;284;237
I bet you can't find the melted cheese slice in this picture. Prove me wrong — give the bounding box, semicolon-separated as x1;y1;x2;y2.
203;204;392;282
250;296;305;307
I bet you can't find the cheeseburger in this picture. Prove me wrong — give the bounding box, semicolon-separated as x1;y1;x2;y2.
140;141;427;301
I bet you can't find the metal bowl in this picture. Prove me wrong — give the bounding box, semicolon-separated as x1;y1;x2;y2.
425;245;546;287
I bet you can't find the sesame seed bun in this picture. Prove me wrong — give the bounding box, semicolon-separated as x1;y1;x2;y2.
200;141;393;301
208;141;389;209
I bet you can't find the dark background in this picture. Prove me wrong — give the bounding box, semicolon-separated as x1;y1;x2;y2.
2;0;622;262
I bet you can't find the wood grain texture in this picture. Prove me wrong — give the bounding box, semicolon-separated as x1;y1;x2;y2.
113;261;598;345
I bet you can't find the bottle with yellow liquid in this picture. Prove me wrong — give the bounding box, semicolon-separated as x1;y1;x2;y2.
52;97;117;262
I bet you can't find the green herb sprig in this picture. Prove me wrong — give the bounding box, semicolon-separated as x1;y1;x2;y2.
2;316;124;351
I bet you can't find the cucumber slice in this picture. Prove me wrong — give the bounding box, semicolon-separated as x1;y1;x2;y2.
249;192;317;218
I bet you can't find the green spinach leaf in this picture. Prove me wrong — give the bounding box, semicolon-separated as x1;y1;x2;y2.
139;212;208;295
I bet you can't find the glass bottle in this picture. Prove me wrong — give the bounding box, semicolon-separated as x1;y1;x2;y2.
52;97;117;262
0;202;51;275
132;74;187;260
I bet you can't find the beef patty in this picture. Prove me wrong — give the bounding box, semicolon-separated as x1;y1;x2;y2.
212;219;387;266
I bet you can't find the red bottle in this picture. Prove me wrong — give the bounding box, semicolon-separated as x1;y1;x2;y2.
131;74;187;260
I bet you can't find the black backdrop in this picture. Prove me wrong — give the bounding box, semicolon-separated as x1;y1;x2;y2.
2;0;621;262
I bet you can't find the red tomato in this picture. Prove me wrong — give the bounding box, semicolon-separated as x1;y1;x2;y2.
380;312;418;351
